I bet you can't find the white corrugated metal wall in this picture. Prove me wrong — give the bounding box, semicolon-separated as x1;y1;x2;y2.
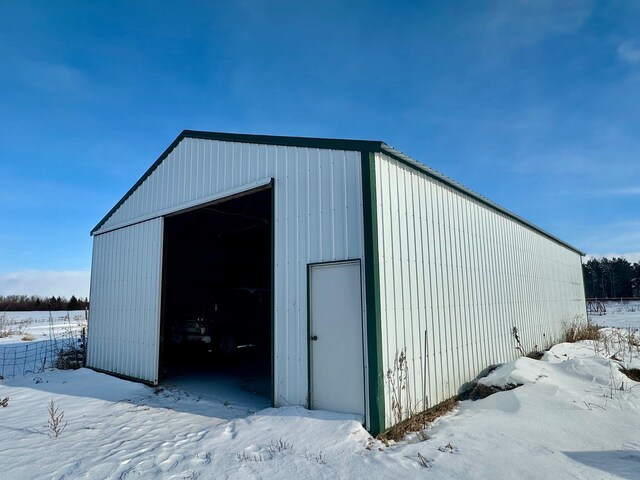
374;152;585;428
90;138;365;406
87;218;164;383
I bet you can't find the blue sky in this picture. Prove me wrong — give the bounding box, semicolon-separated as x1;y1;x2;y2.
1;0;639;298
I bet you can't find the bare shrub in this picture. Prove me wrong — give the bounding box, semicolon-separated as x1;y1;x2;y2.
562;317;601;343
0;313;9;338
0;314;32;338
48;399;67;438
625;329;640;348
15;318;32;335
0;312;33;338
596;328;640;364
236;451;271;462
54;346;84;370
512;326;526;356
305;452;327;465
386;348;411;426
512;326;547;358
268;439;293;453
49;312;86;370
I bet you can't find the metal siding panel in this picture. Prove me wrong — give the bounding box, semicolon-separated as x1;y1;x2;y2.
422;176;436;407
429;177;443;405
92;140;365;408
402;170;417;408
409;171;424;409
375;153;585;428
375;158;389;394
320;149;331;260
87;218;163;384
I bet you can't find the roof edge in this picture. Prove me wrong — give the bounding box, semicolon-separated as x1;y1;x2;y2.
91;130;584;257
91;131;384;235
182;130;384;152
377;144;585;256
91;131;185;235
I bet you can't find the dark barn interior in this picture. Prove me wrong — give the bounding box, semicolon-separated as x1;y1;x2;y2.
160;187;272;402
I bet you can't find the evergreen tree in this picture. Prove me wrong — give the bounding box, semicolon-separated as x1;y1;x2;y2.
68;295;79;310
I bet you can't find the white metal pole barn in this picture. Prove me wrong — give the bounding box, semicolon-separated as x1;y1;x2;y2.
88;131;586;434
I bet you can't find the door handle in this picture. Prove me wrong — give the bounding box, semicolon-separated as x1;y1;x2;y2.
311;335;318;341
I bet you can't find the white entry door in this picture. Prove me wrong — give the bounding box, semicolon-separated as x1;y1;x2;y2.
309;260;365;416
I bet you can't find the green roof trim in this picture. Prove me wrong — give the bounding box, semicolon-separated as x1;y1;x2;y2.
91;130;384;235
91;130;585;256
181;130;383;152
376;144;585;256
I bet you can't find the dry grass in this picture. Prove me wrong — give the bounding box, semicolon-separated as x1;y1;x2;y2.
0;313;9;338
378;396;458;442
21;333;35;341
625;329;640;348
562;318;601;343
0;313;33;338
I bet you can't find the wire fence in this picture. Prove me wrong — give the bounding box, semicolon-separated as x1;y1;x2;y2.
0;315;86;380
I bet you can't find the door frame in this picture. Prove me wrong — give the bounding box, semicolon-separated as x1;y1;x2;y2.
306;259;366;415
157;182;276;408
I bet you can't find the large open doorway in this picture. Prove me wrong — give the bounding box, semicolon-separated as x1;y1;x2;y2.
160;186;272;407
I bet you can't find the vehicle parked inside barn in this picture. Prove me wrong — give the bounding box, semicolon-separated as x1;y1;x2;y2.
170;287;269;356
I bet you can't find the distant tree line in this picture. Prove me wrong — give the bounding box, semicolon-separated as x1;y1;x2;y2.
583;257;640;299
0;295;89;312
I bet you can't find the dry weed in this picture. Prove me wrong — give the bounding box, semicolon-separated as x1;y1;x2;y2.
47;399;67;438
562;318;601;343
0;314;32;338
386;348;411;426
379;396;458;442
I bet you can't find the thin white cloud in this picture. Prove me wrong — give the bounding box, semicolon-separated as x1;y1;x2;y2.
618;40;640;64
0;270;90;299
0;47;91;97
483;0;593;47
553;186;640;198
507;147;640;185
509;150;601;175
606;186;640;195
20;60;90;96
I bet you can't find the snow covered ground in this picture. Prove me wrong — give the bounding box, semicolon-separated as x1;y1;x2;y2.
0;310;87;346
0;311;86;379
1;317;639;478
591;301;640;330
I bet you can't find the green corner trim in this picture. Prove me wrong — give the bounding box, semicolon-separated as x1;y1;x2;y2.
361;151;385;435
